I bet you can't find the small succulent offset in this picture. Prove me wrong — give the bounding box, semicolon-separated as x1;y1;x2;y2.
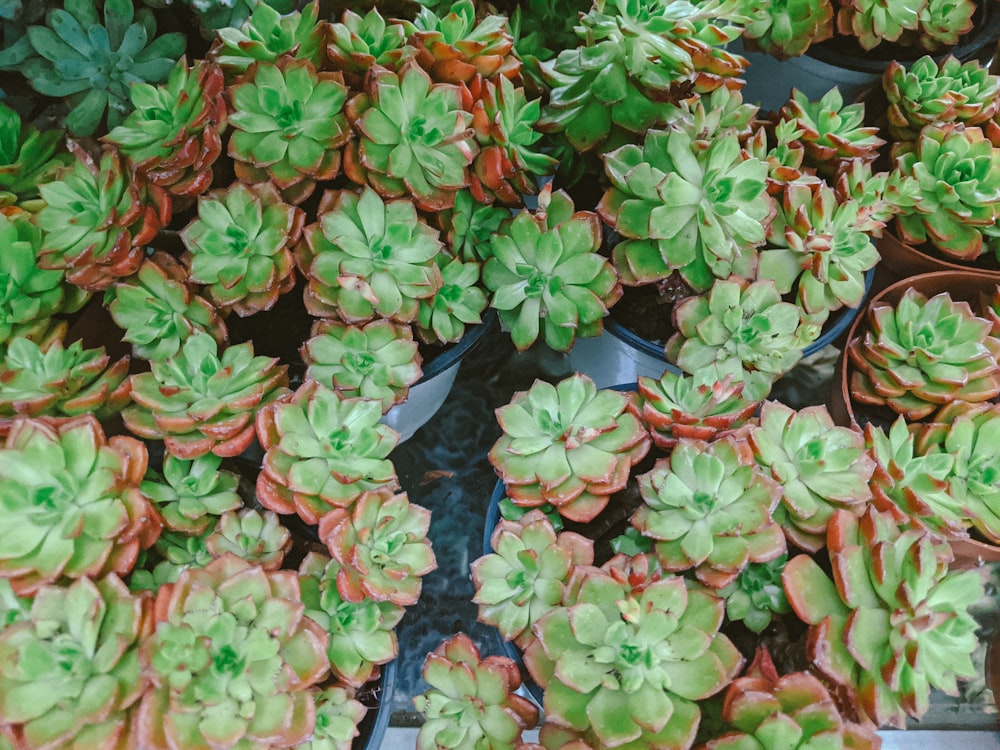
141;453;241;534
124;332;289;459
326;7;415;86
736;0;833;59
128;528;215;591
103;59;227;197
891;124;1000;261
0;575;152;750
836;0;974;50
296;187;443;323
633;437;786;589
319;492;437;607
299;550;405;687
227;58;351;204
137;555;331;750
0;102;70;208
414;633;539;750
302;319;422;413
717;556;790;634
483;186;621;352
344;63;476;212
600;127;771;293
522;561;744;749
783;508;982;728
748;401;875;552
472;509;594;647
180;181;303;316
204;508;291;571
489;374;651;523
0;416;161;595
256;381;400;525
416;253;488;344
211;1;325;76
13;0;185;135
848;288;1000;420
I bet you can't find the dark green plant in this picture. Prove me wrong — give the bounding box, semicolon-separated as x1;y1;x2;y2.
186;0;295;35
211;0;325;76
718;556;791;634
0;101;69;208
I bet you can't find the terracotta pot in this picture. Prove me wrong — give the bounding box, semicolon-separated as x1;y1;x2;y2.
876;230;1000;285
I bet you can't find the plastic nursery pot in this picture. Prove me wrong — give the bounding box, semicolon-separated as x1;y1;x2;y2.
735;0;1000;112
876;229;1000;285
381;309;497;442
357;658;396;750
567;268;875;389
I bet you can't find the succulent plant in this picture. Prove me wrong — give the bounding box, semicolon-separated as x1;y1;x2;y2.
484;186;621;352
637;365;764;450
915;0;975;50
295;187;443;323
180;181;303;316
211;1;325;77
523;561;744;748
0;416;161;595
302;319;422;413
891;124;1000;261
302;687;367;750
473;509;594;647
669;86;758;145
204;508;291;570
326;7;414;87
414;633;539;750
737;0;834;58
256;380;400;525
600;127;771;293
319;491;437;607
36;146;170;291
0;574;152;749
758;180;879;316
344;63;476;212
783;508;982;727
666;279;814;395
835;0;923;49
489;374;651;523
848;287;1000;420
299;550;404;687
416;253;488;344
633;437;786;589
137;554;330;750
833;158;917;234
124;332;289;459
106;252;227;362
508;0;585;65
0;580;29;628
187;0;295;34
0;336;131;427
704;646;880;749
438;188;508;263
717;556;790;634
0;101;70;208
228;58;351;205
748;401;874;552
778;88;885;176
128;528;215;591
103;59;227;197
743;119;809;197
141;452;242;534
0;212;87;347
883;56;1000;142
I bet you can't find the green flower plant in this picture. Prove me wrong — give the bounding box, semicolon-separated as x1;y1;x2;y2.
303;688;367;750
416;253;488;344
204;508;291;571
211;1;324;77
141;453;242;534
717;556;791;634
326;7;414;87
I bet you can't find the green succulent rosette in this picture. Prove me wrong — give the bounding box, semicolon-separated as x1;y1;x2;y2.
302;687;367;750
416;253;487;344
484;187;621;352
15;0;185;136
0;416;161;596
784;507;982;728
128;528;214;592
438;188;507;262
204;508;291;571
181;181;303;316
327;7;415;86
835;0;923;49
211;1;325;77
106;252;227;362
187;0;296;35
0;101;70;208
295;187;443;323
599;127;771;292
892;124;1000;261
319;491;437;607
717;556;791;634
916;0;975;50
299;551;405;687
103;59;228;197
137;554;331;750
344;63;476;212
228;58;351;205
0;575;152;750
634;437;786;589
414;633;539;750
256;380;400;525
302;319;422;413
523;561;743;749
737;0;833;58
124;332;289;459
141;453;242;535
666;279;815;395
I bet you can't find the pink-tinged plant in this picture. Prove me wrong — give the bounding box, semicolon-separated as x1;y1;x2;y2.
0;416;161;595
489;374;651;523
414;633;539;750
302;687;367;750
318;492;437;607
137;554;330;750
633;437;786;589
256;381;400;525
783;508;982;728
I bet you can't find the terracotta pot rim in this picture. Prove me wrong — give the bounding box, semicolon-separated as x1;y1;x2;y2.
877;229;1000;281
